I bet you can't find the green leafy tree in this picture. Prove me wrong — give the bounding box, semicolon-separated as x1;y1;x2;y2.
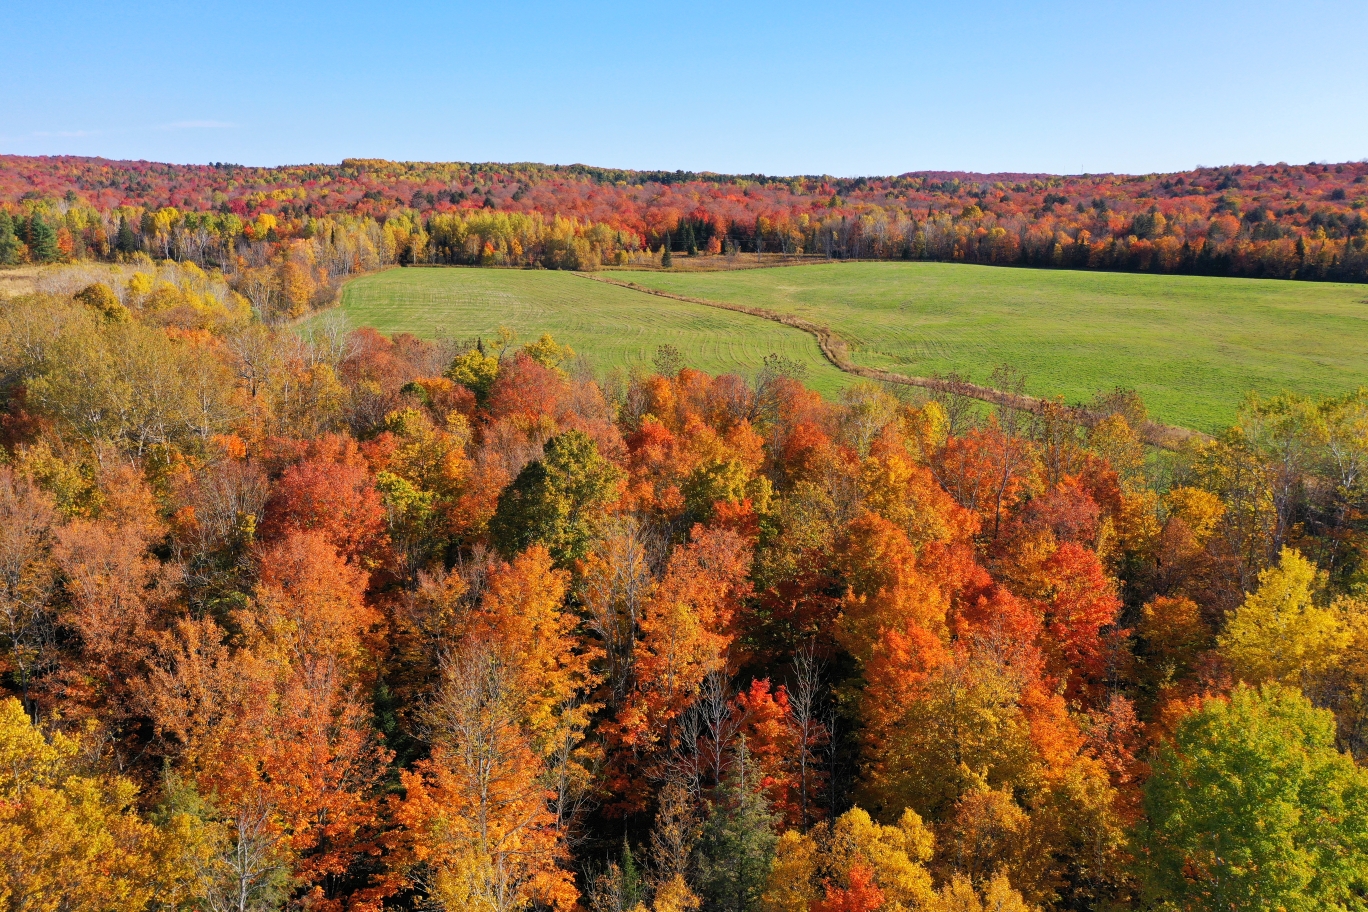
1138;683;1368;912
0;212;19;266
445;346;500;402
653;344;685;378
489;430;623;564
521;332;575;372
682;458;756;520
695;742;778;912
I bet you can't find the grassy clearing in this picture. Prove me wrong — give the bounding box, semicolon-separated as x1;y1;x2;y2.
0;266;45;297
334;263;1368;431
332;267;855;394
618;262;1368;431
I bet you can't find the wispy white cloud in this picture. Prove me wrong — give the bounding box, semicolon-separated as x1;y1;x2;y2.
158;119;237;130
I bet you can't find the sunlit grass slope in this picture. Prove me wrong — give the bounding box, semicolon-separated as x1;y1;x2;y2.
334;267;854;395
336;263;1367;431
619;262;1368;431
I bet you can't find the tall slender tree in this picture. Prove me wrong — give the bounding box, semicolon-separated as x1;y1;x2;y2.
0;211;19;265
116;214;138;255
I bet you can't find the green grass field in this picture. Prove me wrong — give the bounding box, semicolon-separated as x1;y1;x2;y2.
619;262;1368;431
334;263;1368;432
333;267;855;394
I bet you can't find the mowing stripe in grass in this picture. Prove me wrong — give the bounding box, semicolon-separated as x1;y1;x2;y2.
576;272;1202;450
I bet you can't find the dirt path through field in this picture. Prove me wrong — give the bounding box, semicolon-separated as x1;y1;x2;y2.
575;272;1205;451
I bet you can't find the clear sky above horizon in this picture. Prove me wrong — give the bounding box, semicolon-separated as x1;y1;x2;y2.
5;0;1366;177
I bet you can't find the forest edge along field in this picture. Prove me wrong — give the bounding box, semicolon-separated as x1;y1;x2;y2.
332;260;1368;437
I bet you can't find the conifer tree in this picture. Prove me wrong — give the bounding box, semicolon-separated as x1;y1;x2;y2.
28;213;58;263
116;215;138;255
0;211;19;265
662;235;673;268
621;840;644;909
695;740;778;912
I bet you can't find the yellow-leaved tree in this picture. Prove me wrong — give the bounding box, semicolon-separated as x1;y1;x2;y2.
1218;547;1350;686
0;697;207;911
762;806;937;912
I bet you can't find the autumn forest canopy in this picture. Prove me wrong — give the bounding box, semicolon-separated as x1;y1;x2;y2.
2;154;1368;281
1;150;1368;912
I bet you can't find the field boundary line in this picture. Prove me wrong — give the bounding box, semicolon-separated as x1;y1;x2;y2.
296;265;409;328
574;272;1205;451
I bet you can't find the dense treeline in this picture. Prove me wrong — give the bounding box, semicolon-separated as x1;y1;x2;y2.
0;203;636;323
2;274;1368;910
3;155;1368;281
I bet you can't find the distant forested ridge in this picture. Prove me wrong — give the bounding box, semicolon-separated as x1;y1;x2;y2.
1;154;1366;282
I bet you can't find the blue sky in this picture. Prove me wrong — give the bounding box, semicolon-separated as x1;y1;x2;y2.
4;0;1365;176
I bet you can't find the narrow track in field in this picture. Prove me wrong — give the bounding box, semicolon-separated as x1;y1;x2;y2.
575;271;1205;452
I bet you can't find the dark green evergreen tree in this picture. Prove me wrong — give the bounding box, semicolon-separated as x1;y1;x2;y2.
694;740;777;912
116;215;138;255
0;212;18;266
28;213;58;263
661;234;673;268
620;841;643;909
589;841;646;912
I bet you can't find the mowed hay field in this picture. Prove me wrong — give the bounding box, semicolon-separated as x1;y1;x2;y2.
336;263;1368;432
620;262;1368;431
335;267;855;394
